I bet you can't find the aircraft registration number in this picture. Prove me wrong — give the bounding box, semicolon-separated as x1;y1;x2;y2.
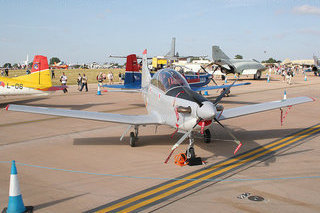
7;83;23;89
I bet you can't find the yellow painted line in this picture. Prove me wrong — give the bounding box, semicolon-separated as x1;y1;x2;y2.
119;127;320;213
96;125;320;212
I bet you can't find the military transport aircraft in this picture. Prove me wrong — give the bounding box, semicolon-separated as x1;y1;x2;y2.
6;50;314;163
211;46;266;80
0;55;66;96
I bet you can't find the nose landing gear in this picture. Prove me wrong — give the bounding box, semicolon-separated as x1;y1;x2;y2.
203;129;211;143
185;132;204;166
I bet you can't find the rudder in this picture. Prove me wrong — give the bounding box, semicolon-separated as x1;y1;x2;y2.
14;55;52;88
141;49;151;88
212;46;230;61
124;54;141;89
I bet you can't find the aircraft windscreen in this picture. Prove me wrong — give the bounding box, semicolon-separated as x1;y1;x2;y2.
151;69;189;92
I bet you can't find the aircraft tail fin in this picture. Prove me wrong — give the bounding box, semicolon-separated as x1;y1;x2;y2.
123;54;141;89
14;55;52;88
126;54;139;72
212;46;230;61
165;37;176;57
141;49;151;88
313;55;319;66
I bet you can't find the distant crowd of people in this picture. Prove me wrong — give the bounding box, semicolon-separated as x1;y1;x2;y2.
0;68;9;76
57;71;124;94
266;64;319;85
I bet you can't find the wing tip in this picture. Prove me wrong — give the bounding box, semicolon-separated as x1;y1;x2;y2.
5;104;10;111
143;49;147;55
233;142;242;155
310;97;316;102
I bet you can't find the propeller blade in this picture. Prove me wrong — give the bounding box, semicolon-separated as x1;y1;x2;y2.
214;117;242;154
200;65;218;86
183;87;203;106
172;129;192;150
213;78;238;105
164;129;192;163
164;119;202;163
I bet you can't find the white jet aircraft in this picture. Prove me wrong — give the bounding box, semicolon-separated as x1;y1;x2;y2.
6;50;314;163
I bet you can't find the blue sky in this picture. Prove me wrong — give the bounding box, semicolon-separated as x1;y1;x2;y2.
0;0;320;65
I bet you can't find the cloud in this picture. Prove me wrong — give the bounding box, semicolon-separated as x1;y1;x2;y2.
222;0;258;8
292;4;320;16
96;8;112;20
298;28;320;36
6;24;52;30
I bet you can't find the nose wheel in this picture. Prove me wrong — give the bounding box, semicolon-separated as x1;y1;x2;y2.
186;132;196;159
203;129;211;143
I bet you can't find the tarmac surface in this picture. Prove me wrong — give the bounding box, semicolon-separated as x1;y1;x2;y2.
0;73;320;212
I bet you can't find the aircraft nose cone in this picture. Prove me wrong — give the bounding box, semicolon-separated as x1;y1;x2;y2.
196;101;216;120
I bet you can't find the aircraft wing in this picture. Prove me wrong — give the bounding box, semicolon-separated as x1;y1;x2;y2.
102;84;141;89
192;82;251;92
6;104;161;125
219;97;314;120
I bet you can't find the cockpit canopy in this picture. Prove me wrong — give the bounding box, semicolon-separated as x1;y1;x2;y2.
151;69;189;92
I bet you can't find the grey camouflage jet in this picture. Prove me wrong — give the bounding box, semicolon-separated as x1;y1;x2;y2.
212;46;266;80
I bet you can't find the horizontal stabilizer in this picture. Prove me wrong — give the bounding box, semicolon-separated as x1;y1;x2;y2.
105;89;141;93
37;85;68;91
102;84;141;89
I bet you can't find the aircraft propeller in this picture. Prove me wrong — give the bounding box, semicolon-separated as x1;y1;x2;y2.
165;78;242;163
200;65;218;86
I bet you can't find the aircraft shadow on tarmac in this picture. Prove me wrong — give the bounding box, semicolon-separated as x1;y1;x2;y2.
0;97;47;108
34;193;88;211
0;97;115;110
130;103;145;107
73;125;308;167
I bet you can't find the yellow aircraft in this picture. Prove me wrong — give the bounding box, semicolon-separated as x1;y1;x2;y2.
0;55;66;96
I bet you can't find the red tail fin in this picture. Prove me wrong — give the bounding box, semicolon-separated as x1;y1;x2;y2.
126;54;139;72
31;55;49;73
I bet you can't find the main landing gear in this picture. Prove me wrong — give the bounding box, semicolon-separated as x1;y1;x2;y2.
129;125;139;147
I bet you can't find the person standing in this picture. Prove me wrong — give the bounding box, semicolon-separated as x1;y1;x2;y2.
5;68;9;76
51;68;55;79
77;73;82;90
97;72;104;85
60;72;68;93
108;71;114;84
118;72;123;83
80;74;88;92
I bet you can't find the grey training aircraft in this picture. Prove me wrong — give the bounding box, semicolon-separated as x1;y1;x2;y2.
6;49;314;163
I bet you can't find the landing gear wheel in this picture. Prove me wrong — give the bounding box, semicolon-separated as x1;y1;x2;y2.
254;71;261;80
129;132;136;147
186;147;196;159
204;129;211;143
